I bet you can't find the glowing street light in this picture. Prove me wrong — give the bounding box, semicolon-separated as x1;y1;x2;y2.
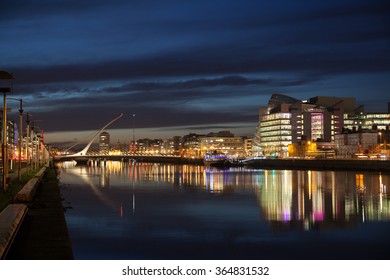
30;120;43;170
8;98;26;180
0;70;14;191
25;112;32;173
130;113;136;154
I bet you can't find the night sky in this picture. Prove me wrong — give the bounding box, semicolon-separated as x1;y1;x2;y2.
1;0;389;146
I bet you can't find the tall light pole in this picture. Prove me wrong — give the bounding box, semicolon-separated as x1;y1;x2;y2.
8;98;26;180
132;113;136;153
35;132;42;168
30;120;42;170
18;99;24;179
25;112;31;174
131;113;136;214
30;124;37;170
0;70;14;192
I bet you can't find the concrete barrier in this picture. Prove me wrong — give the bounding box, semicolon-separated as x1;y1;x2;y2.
0;204;28;259
14;166;47;203
247;158;390;171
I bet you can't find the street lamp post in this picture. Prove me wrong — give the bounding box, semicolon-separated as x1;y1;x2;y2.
131;114;136;154
0;70;14;192
31;128;38;170
8;98;26;180
18;100;24;179
30;120;43;170
378;131;383;155
36;133;42;168
0;87;10;191
25;112;31;173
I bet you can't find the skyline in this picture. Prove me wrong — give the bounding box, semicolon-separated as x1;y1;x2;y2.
1;0;389;146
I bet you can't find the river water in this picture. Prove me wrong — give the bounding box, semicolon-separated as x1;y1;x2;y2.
57;161;390;260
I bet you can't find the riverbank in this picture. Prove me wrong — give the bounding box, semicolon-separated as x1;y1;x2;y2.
5;166;73;260
0;166;38;212
68;156;390;172
246;158;390;172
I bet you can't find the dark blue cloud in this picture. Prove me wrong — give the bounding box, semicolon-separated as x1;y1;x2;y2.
1;0;389;142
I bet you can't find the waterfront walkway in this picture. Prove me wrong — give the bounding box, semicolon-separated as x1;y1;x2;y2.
5;166;73;260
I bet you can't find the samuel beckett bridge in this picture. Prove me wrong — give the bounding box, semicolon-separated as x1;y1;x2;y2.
54;113;201;165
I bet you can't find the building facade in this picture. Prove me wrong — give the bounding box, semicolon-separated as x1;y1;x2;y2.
199;131;244;158
335;131;378;158
344;111;390;131
254;94;357;157
99;131;110;155
0;120;16;158
181;133;203;158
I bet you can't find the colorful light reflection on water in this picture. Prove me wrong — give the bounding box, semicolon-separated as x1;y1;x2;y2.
58;161;390;259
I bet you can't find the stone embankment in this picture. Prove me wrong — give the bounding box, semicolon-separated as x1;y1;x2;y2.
1;166;73;260
0;166;46;259
246;158;390;172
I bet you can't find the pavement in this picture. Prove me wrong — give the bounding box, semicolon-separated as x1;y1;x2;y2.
5;166;74;260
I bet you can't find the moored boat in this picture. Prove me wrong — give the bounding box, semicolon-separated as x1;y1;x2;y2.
203;152;230;167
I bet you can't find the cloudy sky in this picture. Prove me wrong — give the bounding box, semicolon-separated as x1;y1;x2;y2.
1;0;389;146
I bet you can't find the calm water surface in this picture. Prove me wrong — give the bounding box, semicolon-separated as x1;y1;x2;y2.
58;161;390;260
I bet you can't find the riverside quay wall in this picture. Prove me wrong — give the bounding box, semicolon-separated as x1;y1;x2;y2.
246;158;390;172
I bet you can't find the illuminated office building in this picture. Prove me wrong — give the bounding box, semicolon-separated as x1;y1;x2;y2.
254;94;357;157
172;136;182;155
99;131;110;155
335;131;378;157
344;104;390;131
243;137;253;156
182;133;203;158
199;131;244;158
0;120;16;157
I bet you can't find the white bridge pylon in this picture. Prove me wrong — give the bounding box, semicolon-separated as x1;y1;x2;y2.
70;113;124;156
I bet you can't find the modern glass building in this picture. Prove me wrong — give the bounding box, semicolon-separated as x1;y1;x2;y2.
99;131;110;155
200;136;244;158
258;106;292;157
254;94;357;157
199;131;244;158
344;112;390;131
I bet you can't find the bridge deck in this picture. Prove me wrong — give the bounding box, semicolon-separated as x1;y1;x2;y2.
56;155;203;165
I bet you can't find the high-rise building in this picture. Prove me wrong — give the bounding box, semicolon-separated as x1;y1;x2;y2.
342;104;390;156
254;94;357;157
257;104;292;157
243;137;253;156
0;120;16;158
99;131;110;155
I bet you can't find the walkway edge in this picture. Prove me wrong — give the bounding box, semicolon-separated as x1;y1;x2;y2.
14;166;47;203
0;204;28;259
5;166;74;259
0;166;47;259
